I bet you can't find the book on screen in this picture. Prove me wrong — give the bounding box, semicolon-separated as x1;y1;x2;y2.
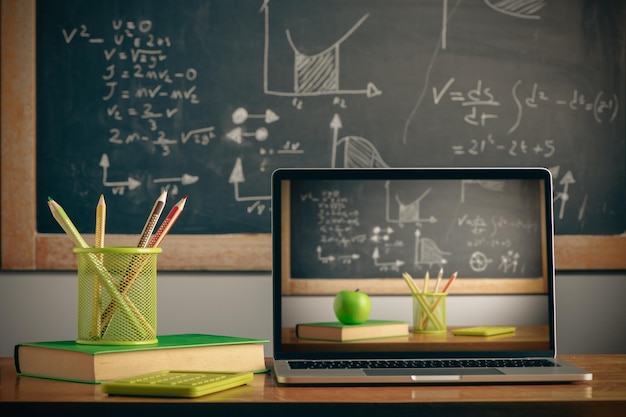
295;320;409;342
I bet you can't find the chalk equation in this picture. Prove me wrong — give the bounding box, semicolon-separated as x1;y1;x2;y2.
37;0;624;237
291;179;542;279
432;78;618;158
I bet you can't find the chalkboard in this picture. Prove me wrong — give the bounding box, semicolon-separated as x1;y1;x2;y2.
35;0;625;241
288;178;545;280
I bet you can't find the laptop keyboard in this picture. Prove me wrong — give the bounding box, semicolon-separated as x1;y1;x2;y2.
288;359;558;370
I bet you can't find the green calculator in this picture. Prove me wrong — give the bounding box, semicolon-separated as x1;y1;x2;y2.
102;370;254;398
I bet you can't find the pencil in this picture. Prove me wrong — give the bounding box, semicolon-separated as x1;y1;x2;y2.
148;195;188;248
442;271;458;293
100;196;188;335
422;271;459;329
47;197;152;337
137;190;167;248
91;194;106;337
402;272;420;295
434;267;443;293
423;271;430;293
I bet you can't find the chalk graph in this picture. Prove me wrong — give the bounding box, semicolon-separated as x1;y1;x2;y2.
261;1;381;98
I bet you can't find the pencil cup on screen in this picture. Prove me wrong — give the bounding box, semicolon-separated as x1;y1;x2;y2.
412;293;447;334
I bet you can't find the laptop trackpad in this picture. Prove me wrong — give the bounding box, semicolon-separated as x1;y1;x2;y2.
364;368;503;376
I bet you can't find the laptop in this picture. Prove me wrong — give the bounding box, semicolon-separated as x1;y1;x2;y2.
271;167;592;384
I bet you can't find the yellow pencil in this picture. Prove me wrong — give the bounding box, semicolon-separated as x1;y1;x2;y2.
47;197;152;337
434;267;443;293
100;196;188;336
403;273;445;329
422;271;459;328
90;194;106;337
423;271;430;293
402;272;421;294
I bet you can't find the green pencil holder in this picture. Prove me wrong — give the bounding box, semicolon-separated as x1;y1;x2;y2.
74;246;162;345
412;292;447;334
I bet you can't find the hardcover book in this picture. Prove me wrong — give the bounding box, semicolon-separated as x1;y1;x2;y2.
14;333;268;384
295;320;409;342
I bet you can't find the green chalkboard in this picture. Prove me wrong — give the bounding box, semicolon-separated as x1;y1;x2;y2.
36;0;625;237
288;177;545;279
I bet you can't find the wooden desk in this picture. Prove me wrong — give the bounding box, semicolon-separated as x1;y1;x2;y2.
1;356;625;417
283;325;550;352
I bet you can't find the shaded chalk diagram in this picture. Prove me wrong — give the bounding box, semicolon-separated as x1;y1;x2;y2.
312;179;526;274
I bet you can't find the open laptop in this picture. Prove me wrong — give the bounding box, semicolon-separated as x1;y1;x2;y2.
271;167;592;384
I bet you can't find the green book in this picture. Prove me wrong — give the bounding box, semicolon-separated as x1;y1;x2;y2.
14;334;268;384
295;320;409;342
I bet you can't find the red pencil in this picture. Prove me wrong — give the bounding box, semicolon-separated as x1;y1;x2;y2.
99;196;188;336
442;271;458;293
148;196;188;248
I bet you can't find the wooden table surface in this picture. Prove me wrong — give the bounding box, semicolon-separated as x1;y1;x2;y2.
283;325;550;352
1;355;625;417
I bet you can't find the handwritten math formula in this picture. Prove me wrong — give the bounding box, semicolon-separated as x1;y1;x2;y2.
291;179;542;279
63;20;207;195
433;78;619;158
36;0;624;237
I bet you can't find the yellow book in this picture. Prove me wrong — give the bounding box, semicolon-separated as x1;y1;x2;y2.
295;320;409;342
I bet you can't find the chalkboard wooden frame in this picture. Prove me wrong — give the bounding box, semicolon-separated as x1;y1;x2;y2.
1;0;625;272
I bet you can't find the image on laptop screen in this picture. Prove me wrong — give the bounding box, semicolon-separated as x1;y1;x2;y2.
273;168;555;360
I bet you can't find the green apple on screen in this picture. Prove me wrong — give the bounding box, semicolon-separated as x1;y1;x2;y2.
333;289;371;325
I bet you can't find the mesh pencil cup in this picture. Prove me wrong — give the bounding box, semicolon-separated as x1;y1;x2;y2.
412;292;447;334
74;246;161;345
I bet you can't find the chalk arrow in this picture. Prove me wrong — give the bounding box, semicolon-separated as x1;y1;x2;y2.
559;170;576;186
232;107;280;125
229;158;271;202
99;154;142;190
153;174;199;185
330;114;343;168
229;158;245;183
366;82;382;98
557;170;575;219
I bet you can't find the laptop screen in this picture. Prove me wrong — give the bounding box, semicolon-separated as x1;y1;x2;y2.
272;168;555;359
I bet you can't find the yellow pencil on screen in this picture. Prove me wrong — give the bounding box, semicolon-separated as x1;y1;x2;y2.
434;267;443;293
423;270;430;293
421;271;458;328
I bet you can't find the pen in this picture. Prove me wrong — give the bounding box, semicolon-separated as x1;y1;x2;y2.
91;194;106;337
137;190;167;248
47;197;152;337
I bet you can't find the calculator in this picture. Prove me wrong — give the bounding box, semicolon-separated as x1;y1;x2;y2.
102;370;254;398
451;326;516;337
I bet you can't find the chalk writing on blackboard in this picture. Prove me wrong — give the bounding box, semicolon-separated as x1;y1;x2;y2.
289;179;542;279
36;0;624;237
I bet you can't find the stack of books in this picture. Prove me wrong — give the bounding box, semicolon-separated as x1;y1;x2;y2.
14;333;268;384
